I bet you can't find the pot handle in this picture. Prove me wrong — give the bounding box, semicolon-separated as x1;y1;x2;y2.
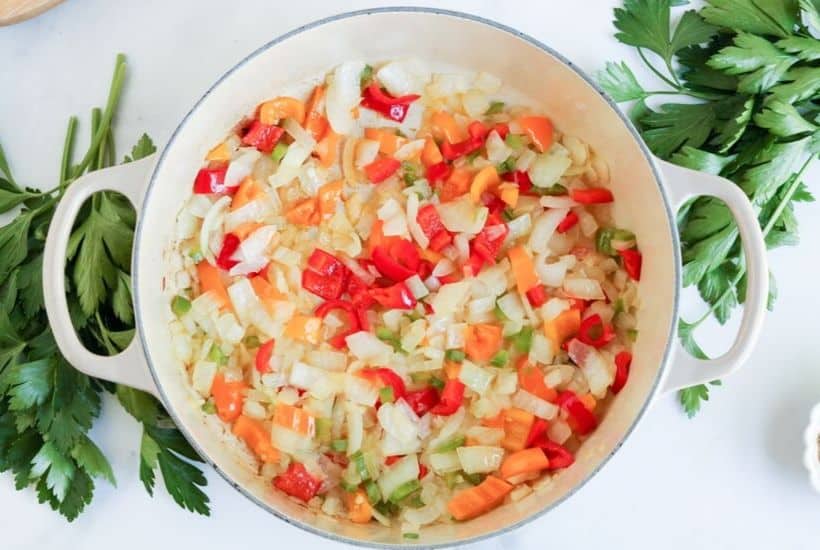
657;159;768;393
43;155;159;396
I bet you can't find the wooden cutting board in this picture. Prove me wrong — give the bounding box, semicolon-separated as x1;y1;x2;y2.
0;0;63;26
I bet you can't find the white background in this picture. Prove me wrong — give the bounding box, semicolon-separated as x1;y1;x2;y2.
1;1;819;548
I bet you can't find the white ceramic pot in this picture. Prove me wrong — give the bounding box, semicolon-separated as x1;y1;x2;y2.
42;8;769;547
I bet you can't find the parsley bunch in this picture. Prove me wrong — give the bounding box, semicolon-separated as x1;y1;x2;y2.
599;0;818;416
0;55;210;520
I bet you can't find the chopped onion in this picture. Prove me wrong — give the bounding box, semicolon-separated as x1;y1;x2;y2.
234;225;276;262
457;446;504;474
493;370;518;395
376;59;429;96
355;139;380;169
191;360;217;396
199;196;231;264
539;195;579;209
461;90;490;118
433;258;455;278
472;260;510;298
453;233;470;264
541;297;570;322
536;256;569;287
429;451;461;474
563;277;606;300
424;275;442;292
377;198;408;238
505;214;532;241
224;148;261;188
405;274;429;300
378;401;419;443
306;350;348;371
465;426;504;446
346;331;393;364
228;258;268;277
268;142;313;188
401;319;427;352
445;323;466;348
272;425;315;454
344;373;379;408
187;194;214;218
529;145;572;188
430;281;471;316
485;130;512;164
437;196;488;234
406;193;429;249
339;254;376;285
497;292;525;323
378;455;419;500
225;199;268;231
528;208;568;255
283;118;316;151
512;389;558;420
394;139;425;161
458;361;495;394
515;149;537;172
428;407;466;450
568;339;613;398
326;60;366;135
529;332;554;365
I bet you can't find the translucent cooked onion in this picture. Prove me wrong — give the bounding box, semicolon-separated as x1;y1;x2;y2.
326;60;366;135
539;195;579;209
406;193;429;249
457;446;504;474
563;277;606;300
394;139;425;161
437;196;488;234
355;139;380;169
528;208;568;255
224;148;261;188
199;195;231;264
568;339;613;398
512;389;558;420
529;145;572;188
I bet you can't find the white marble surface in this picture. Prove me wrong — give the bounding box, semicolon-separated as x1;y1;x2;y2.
1;1;818;548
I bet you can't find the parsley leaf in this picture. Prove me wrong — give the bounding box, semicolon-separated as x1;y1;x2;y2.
708;33;797;93
641;102;716;157
702;0;799;37
123;134;157;163
754;99;817;136
598;61;647;101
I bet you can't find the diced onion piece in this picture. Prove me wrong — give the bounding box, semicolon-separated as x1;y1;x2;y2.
528;208;568;255
345;372;379;407
529;333;554;365
497;292;525;323
326;60;366;135
429;451;461;474
472;260;510;298
401;319;427;352
405;274;429;300
536;256;570;287
394;139;425;161
272;425;315;454
378;401;419;444
428;407;466;450
199;196;231;264
515;149;537;172
191;360;217;396
512;389;558;420
568;339;613;398
563;277;606;300
485;131;512;165
548;420;572;444
445;323;466;348
464;426;504;446
406;193;429;249
458;361;495;395
539;195;579;209
378;454;419;500
339;254;376;285
457;446;504;474
431;281;471;316
283;117;316;150
224;148;261;188
433;258;456;278
355;139;380;169
234;225;276;263
306;350;348;371
290;361;342;399
506;214;532;241
540;298;570;321
437;195;488;234
462;90;490;118
529;144;572;188
346;331;393;364
376;59;429;96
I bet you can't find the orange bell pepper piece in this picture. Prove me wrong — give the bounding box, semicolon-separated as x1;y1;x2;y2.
469;166;500;204
500;408;535;452
285;197;320;226
543;308;581;348
205;141;232;163
447;475;512;521
196;261;231;310
259;96;306;125
232;415;280;463
273;402;315;436
318;179;343;217
499;448;550;480
211;373;247;423
421;137;443;167
439;167;472;202
508;245;540;294
344;489;374;524
517;359;557;402
464;324;503;362
517;116;554;153
230;177;264;211
250;276;285;316
285;315;322;344
232;221;264;241
431;111;466;143
304;85;329;141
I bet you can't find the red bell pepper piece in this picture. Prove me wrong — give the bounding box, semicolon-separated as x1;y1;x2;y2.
611;351;632;394
273;462;322;502
568;298;589;311
556;211;579;233
315;300;361;349
255;339;275;373
215;233;241;270
302;249;350;300
364;157;401;183
416;203;452;249
429;231;453;253
537;439;575;470
469;213;508;272
372;238;420;282
360;83;420;123
556;391;598;436
429;379;465;416
347;275;375;309
467;120;489;142
369;281;417;310
440;137;483;161
426;161;453;184
502;170;533;195
576;314;616;349
242;120;285;153
525;418;549;449
570;187;614;204
404;387;440;416
525;285;548;308
360;367;407;401
493;123;510;139
302;270;347;301
619;248;642;281
193;165;231;194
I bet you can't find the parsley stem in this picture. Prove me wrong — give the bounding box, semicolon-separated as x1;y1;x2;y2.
71;54;127;181
637;48;680;90
60;116;77;186
687;154;816;329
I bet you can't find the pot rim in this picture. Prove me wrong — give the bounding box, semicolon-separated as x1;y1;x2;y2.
133;6;681;548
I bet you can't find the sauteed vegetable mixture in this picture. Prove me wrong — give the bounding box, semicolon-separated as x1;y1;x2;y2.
168;59;641;533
